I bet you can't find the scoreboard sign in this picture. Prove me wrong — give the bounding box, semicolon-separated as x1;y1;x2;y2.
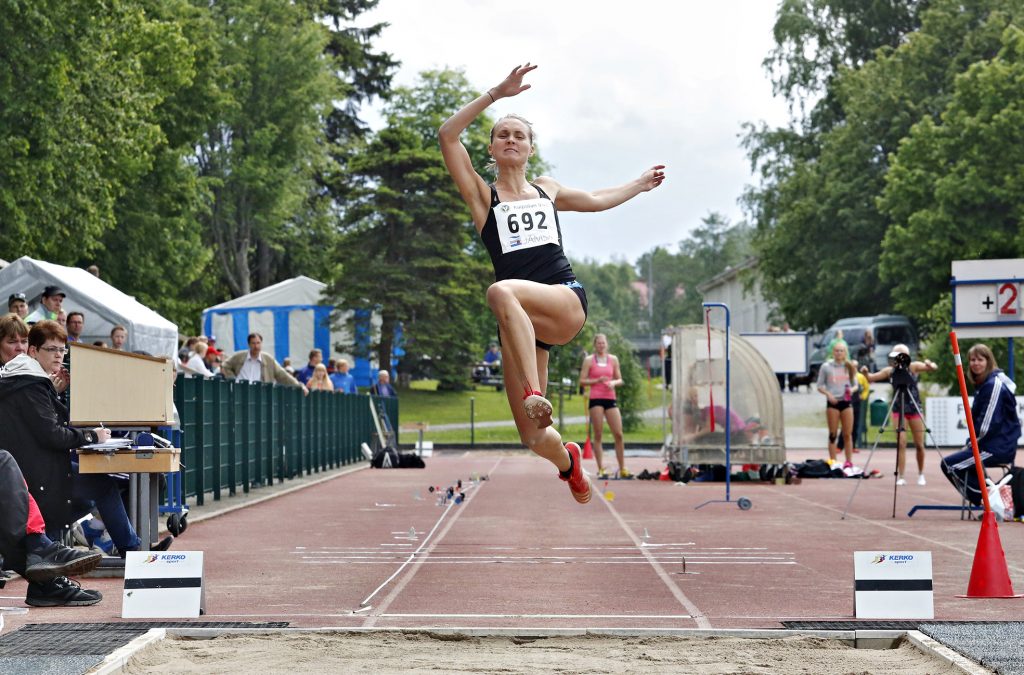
952;259;1024;338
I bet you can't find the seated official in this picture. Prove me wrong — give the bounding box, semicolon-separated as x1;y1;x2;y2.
941;343;1021;505
0;321;167;558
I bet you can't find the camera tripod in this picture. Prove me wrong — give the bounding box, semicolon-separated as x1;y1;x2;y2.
841;368;967;519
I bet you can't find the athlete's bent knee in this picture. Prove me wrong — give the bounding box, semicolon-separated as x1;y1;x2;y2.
486;281;517;314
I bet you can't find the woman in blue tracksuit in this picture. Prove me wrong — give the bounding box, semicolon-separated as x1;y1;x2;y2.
941;343;1021;505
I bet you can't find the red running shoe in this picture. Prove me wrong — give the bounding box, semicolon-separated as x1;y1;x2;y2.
559;442;591;504
524;391;553;429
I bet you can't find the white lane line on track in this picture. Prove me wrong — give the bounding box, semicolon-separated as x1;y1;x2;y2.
305;560;798;565
776;490;1024;575
301;556;794;562
360;456;505;627
378;613;694;619
597;485;711;629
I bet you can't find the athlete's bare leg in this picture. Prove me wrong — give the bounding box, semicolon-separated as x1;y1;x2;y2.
488;279;585;428
605;406;626;474
589;406;606;473
502;345;569;470
839;407;854;464
826;407;840;461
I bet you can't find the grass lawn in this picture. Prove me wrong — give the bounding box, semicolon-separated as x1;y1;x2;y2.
398;378;670;445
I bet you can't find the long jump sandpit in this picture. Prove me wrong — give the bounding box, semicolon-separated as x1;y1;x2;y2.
97;627;988;674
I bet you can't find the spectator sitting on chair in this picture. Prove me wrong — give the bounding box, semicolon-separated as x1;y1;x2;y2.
183;341;215;377
177;336;199;370
0;449;104;607
0;321;171;561
307;363;334;392
295;348;322;385
481;343;501;375
370;369;396;398
110;325;128;350
679;386;763;446
25;285;65;325
65;311;85;343
221;332;308;394
203;346;222;376
941;343;1021;506
8;292;29;319
330;358;358;394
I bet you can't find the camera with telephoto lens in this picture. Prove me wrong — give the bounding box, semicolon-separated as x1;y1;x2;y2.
888;351;911;370
887;350;914;388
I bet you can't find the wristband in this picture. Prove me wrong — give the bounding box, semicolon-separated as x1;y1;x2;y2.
487;90;496;103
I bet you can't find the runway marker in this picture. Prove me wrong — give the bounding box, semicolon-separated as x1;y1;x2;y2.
598;486;710;628
360;456;504;625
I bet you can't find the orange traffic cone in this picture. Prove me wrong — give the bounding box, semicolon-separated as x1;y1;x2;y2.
961;511;1022;598
582;437;594;460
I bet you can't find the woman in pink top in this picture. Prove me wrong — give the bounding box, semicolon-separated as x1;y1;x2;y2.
579;334;628;479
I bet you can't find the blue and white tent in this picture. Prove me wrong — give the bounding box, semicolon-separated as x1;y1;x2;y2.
201;276;357;371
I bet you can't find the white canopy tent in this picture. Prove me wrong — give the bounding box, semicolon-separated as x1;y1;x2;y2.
0;256;178;358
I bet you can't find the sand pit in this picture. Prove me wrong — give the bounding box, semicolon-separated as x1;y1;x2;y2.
121;631;971;674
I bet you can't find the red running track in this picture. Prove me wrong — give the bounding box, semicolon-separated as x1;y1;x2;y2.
3;449;1022;632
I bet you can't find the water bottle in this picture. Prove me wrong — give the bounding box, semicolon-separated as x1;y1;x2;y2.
844;384;851;402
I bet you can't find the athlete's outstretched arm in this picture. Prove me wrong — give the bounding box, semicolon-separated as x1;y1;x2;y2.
540;165;666;213
439;63;538;226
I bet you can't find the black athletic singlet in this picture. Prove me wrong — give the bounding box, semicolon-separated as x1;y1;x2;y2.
480;183;574;284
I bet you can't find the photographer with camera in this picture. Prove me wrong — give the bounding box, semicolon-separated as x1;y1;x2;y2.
940;343;1020;505
861;344;937;486
817;341;859;468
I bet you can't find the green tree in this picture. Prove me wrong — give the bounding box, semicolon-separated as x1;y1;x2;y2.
0;0;188;261
879;23;1024;387
746;0;1014;330
93;0;220;332
195;0;340;298
633;214;752;333
571;258;644;335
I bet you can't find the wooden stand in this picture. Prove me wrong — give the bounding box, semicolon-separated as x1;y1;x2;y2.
70;344;176;555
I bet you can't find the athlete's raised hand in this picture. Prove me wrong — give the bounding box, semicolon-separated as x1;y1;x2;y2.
639;165;666;192
491;63;539;100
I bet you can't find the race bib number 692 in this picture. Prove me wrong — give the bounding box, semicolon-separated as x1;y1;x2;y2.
494;198;559;255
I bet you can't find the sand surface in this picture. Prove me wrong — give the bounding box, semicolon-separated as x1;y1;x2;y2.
123;632;969;674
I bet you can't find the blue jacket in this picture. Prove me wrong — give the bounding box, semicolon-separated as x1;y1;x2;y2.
330;372;357;394
969;369;1021;461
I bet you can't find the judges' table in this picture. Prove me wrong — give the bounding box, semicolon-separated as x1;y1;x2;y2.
70;344;177;551
77;447;181;550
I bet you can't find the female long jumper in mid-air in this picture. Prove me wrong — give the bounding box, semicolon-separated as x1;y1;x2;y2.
438;63;665;504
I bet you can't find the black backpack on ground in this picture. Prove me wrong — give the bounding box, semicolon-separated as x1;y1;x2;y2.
371;447;426;469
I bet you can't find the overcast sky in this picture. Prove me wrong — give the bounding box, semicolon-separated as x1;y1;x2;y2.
360;0;792;265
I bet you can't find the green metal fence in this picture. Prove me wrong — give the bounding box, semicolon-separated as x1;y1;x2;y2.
173;374;398;504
